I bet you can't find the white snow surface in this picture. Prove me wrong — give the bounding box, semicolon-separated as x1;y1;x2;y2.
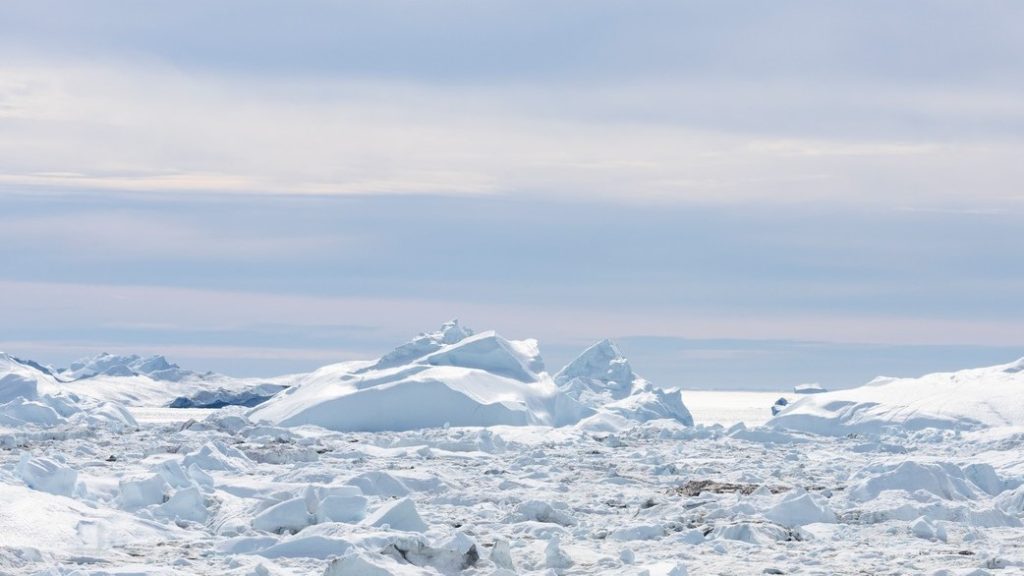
770;358;1024;435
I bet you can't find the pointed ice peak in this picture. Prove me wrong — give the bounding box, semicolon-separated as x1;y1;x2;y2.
133;355;176;373
555;339;634;387
437;319;474;345
370;320;476;370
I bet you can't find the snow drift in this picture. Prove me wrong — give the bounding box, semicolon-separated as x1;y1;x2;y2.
770;357;1024;435
250;321;693;432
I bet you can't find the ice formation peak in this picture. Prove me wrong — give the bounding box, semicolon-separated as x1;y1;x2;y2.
370;320;476;370
555;339;635;388
437;319;474;344
552;339;651;410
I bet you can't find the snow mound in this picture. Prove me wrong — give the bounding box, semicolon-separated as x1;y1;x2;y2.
769;357;1024;434
763;489;836;527
996;484;1024;515
363;497;429;533
0;484;183;557
849;461;998;502
707;522;798;546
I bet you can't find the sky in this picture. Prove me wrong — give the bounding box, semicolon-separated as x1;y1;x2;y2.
1;1;1022;389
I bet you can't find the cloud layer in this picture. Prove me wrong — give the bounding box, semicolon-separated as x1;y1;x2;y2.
2;1;1023;207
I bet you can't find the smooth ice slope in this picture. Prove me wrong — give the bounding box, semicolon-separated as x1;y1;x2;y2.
770;357;1024;434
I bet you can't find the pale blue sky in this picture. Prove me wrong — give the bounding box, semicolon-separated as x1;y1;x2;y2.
1;2;1022;388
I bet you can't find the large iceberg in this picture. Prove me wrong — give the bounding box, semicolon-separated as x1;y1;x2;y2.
250;322;693;432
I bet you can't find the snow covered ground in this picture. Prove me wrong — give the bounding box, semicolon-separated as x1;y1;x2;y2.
1;324;1022;575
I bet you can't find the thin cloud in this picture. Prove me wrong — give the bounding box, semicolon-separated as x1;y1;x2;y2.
1;61;1023;208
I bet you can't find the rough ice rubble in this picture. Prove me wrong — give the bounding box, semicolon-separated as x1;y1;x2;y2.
3;396;1024;575
249;322;694;432
770;357;1024;435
